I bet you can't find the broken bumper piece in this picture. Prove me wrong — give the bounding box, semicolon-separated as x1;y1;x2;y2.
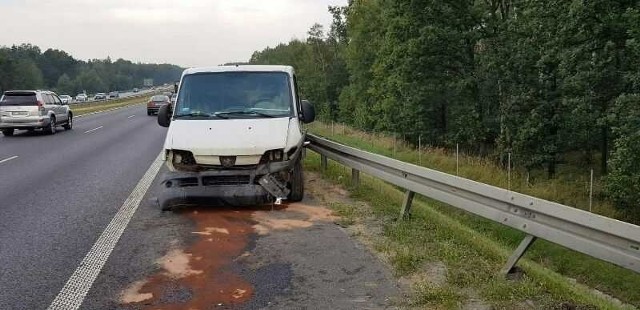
158;157;297;210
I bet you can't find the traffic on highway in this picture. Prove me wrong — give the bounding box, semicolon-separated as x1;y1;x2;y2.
0;65;399;310
69;88;157;104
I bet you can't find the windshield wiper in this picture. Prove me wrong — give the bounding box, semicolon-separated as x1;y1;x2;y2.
175;112;225;119
214;110;278;118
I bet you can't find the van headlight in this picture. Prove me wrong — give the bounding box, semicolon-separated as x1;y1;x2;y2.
171;150;196;165
260;149;285;163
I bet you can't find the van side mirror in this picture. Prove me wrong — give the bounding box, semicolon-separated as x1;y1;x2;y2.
158;104;171;127
300;100;316;124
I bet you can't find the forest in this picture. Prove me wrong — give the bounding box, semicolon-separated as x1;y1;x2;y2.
0;43;183;95
249;1;640;220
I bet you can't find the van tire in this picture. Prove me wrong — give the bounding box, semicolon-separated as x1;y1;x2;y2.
2;129;14;136
288;159;304;202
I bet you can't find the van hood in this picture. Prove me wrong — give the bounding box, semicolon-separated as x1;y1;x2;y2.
164;118;291;156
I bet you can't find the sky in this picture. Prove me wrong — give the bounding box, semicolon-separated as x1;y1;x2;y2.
0;0;348;67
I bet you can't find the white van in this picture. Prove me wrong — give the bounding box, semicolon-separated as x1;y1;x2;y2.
157;65;315;211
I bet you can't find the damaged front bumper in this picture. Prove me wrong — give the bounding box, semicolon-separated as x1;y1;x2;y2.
158;138;306;210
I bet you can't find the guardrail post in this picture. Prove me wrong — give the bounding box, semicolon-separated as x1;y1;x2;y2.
321;154;328;172
352;168;360;186
501;234;537;276
399;190;415;220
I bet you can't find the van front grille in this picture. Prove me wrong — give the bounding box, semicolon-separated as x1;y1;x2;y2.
202;175;250;186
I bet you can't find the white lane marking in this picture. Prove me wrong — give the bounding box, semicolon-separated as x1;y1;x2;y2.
127;115;135;119
0;155;18;164
47;152;163;310
84;126;103;134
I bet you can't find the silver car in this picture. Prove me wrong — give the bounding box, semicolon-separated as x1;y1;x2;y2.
59;95;72;104
0;90;73;136
75;93;88;102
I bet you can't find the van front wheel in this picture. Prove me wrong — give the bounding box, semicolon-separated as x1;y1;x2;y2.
288;159;304;202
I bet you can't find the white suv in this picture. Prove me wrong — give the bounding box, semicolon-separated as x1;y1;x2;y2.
0;90;73;136
156;65;316;211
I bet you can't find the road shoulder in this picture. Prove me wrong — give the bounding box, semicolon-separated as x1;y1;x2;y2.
85;170;402;309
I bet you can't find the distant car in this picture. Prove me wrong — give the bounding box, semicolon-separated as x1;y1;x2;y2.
147;95;170;116
59;95;72;104
0;90;73;136
75;93;88;102
94;93;107;100
133;88;139;93
109;91;120;99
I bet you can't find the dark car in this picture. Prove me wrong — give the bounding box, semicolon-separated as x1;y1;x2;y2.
147;95;170;116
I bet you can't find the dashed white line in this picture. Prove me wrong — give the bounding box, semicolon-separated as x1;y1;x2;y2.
0;155;18;164
127;114;136;119
47;152;163;310
84;126;103;134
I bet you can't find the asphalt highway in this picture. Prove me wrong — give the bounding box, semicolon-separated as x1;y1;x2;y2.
0;104;400;310
0;103;167;309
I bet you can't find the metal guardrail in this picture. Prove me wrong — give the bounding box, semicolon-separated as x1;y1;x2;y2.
307;134;640;275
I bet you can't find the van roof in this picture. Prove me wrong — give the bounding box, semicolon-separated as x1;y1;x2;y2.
182;65;294;76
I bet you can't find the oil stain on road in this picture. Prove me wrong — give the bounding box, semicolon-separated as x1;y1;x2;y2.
119;202;338;309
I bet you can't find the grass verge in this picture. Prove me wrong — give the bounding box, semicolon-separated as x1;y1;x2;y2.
304;124;640;308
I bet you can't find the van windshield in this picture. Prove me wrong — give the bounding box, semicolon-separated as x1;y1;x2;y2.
175;72;293;119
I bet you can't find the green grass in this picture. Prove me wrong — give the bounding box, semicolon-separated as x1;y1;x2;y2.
304;123;640;308
73;93;158;116
412;283;463;308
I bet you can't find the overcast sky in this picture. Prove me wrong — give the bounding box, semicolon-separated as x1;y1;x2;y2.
0;0;347;67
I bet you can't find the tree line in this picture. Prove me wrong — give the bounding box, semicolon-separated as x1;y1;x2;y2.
0;43;183;95
249;1;640;219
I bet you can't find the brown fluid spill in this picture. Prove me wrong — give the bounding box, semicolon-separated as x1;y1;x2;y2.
120;207;261;309
159;249;203;278
253;217;313;235
120;202;336;309
191;227;230;236
252;202;338;235
120;280;153;303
